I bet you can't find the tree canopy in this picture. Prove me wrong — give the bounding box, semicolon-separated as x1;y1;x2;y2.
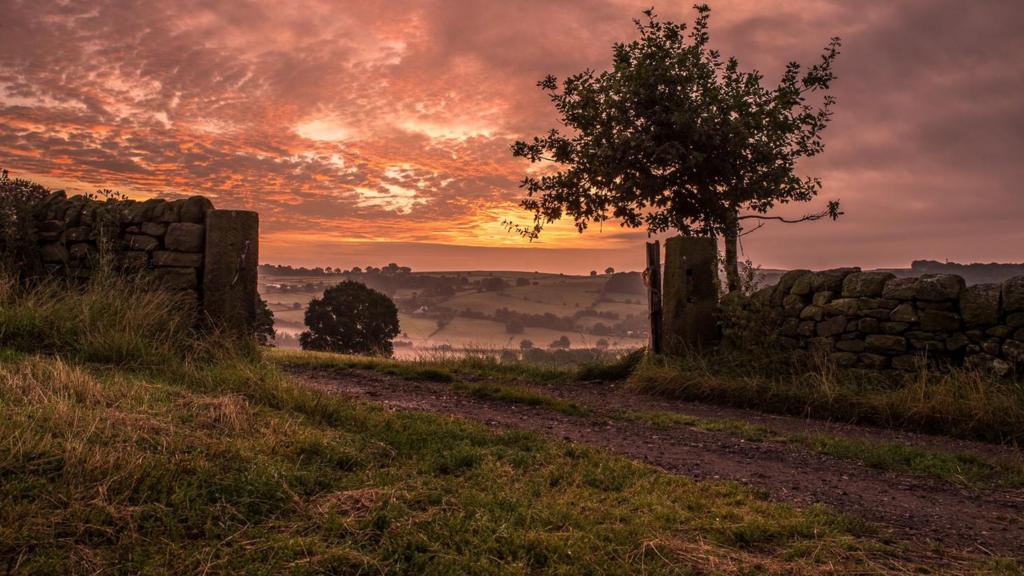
511;5;841;290
300;281;400;356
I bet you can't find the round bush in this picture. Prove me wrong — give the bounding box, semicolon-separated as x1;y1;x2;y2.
299;281;400;356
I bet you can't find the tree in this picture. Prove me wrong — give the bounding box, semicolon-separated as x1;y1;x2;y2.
299;281;400;356
605;267;615;275
480;276;507;292
548;335;571;350
254;296;276;346
519;339;534;350
511;5;841;292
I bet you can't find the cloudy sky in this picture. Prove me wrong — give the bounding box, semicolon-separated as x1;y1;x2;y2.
1;0;1021;273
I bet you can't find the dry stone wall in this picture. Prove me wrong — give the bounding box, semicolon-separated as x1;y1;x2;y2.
27;190;258;331
734;268;1024;374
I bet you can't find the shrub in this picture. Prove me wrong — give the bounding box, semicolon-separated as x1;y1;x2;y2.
300;281;399;356
0;169;50;276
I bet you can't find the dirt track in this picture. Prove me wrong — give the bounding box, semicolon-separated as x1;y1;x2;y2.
290;367;1024;560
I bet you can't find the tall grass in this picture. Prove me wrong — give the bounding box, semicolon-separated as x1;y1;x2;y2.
0;272;199;366
630;352;1024;444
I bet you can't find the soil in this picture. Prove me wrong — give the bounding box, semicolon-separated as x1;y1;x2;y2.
288;366;1024;560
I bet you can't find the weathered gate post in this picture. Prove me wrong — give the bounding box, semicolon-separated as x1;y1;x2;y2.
661;236;719;355
645;241;663;355
202;210;259;333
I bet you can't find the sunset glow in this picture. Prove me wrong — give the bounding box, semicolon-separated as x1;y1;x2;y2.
2;0;1022;272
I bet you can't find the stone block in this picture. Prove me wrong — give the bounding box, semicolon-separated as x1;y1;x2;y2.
165;222;205;252
917;301;956;312
141;221;168;237
65;226;92;242
156;199;182;223
779;317;800;337
859;353;890;369
881;277;916;300
830;352;858;367
890;302;919;323
982;339;1003;356
817;316;847;337
152;250;203;268
800;305;824;321
126;234;159;252
913;274;965;301
1015;328;1024;343
842;271;895;298
203;210;260;334
876;322;910;338
772;270;810;305
62;203;83;227
661;236;719;353
946;333;970;352
153;267;197;291
1004;340;1024;362
810;267;861;293
180;196;215;223
919;309;960;332
790;274;814;296
812;291;834;306
857;318;880;334
797;320;816;337
126;198;163;224
825;298;859;316
986;326;1012;338
835;339;866;353
40;242;68;263
38;219;65;241
860;309;894;320
865;334;906;354
909;338;945;353
1001;277;1024;313
68;243;96;260
1007;313;1024;328
783;294;806;317
959;283;1001;326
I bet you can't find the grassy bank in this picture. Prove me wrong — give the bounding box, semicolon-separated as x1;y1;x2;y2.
629;353;1024;444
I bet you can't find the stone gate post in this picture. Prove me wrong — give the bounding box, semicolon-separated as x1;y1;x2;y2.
662;236;719;355
202;210;259;333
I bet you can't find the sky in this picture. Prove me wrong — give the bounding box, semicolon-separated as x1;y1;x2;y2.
1;0;1022;273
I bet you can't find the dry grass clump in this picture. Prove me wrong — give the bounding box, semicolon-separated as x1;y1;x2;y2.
0;271;197;366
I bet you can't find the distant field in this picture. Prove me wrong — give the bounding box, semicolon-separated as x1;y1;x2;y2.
260;270;647;352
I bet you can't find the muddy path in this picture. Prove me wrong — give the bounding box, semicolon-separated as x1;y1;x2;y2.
289;367;1024;560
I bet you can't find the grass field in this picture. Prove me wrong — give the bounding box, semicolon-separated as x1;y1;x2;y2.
260;270;648;352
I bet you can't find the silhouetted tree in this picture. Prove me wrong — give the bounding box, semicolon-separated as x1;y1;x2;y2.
511;6;842;292
519;339;534;350
604;267;615;275
548;335;571;350
299;281;400;356
254;296;275;346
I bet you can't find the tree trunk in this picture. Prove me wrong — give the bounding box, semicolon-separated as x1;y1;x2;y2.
723;209;741;293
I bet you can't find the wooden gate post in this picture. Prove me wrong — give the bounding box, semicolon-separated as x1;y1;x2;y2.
645;241;663;355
